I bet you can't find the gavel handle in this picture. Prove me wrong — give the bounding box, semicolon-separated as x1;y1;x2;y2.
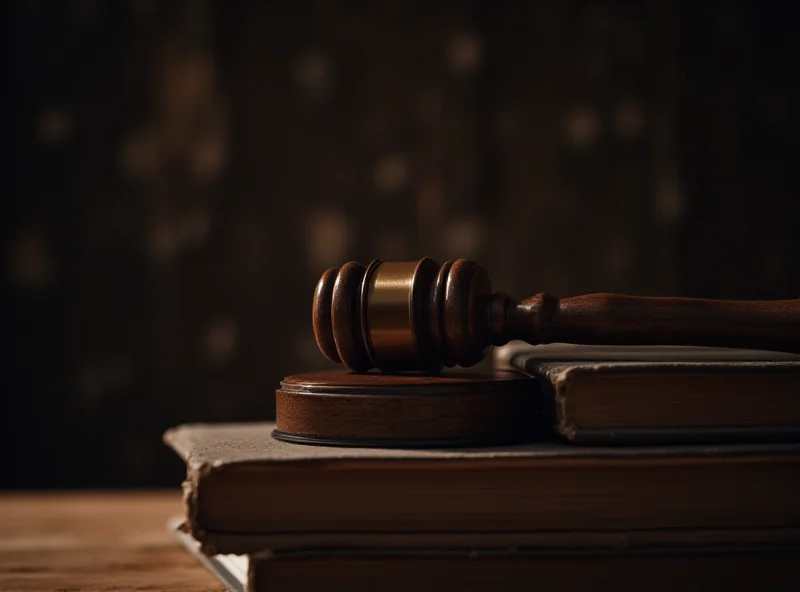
519;294;800;353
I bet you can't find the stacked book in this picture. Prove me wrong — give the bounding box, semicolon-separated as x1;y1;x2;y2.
166;344;800;591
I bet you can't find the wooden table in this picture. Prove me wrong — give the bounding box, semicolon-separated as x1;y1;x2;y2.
0;491;222;592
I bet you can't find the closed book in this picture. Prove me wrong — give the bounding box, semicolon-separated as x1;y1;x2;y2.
495;343;800;444
164;422;800;556
170;522;800;592
247;547;800;592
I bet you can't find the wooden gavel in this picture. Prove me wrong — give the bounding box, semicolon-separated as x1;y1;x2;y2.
312;258;800;373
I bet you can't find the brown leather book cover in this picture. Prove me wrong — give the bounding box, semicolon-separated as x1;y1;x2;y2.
164;422;800;556
247;546;800;592
497;343;800;444
169;519;800;592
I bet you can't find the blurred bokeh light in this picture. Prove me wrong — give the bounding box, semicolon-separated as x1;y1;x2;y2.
4;0;797;488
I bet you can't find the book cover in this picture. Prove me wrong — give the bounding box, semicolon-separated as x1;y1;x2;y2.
165;422;800;556
494;343;800;444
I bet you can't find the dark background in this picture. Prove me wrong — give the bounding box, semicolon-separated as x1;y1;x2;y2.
4;0;797;488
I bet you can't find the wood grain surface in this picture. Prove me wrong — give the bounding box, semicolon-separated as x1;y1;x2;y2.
529;294;800;352
276;369;539;446
0;491;220;592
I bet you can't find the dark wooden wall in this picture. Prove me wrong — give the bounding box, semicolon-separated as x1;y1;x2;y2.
4;0;797;487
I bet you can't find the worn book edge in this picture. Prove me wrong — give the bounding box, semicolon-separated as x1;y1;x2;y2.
165;426;224;556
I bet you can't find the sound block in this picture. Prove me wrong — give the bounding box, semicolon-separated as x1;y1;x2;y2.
273;369;538;448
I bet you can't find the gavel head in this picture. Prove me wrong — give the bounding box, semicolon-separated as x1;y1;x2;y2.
313;258;493;372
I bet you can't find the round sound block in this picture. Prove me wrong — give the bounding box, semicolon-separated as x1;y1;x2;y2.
273;369;537;448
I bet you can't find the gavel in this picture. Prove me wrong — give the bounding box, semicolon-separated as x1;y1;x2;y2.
313;258;800;373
